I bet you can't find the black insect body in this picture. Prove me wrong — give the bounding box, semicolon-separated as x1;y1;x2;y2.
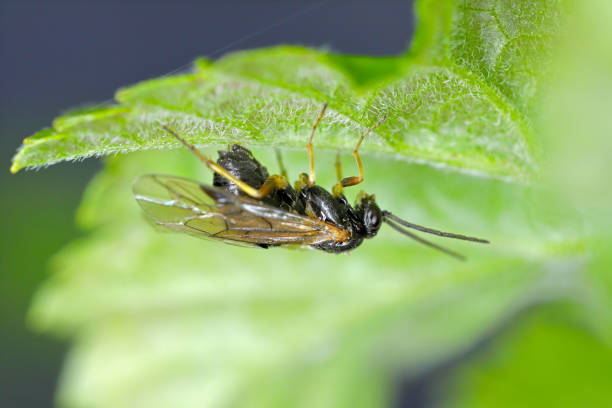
210;144;367;253
213;144;269;197
134;103;489;259
296;185;372;253
214;144;299;213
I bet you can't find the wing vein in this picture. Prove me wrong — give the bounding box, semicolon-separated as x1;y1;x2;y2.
133;174;344;248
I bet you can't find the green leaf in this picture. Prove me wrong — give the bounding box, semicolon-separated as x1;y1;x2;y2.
10;0;565;181
436;304;612;408
29;149;583;408
26;1;612;408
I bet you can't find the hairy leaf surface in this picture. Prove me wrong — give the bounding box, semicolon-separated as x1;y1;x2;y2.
11;0;564;181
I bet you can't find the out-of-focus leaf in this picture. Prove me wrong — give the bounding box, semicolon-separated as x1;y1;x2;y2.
537;0;612;344
11;0;565;181
29;148;583;408
436;304;612;408
415;1;612;406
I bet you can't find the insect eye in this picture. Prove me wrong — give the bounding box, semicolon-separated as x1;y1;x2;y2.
365;208;381;228
361;199;382;238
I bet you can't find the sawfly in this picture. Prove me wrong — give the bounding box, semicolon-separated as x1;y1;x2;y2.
133;103;489;260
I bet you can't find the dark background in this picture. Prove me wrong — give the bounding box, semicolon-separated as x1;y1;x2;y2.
0;1;414;407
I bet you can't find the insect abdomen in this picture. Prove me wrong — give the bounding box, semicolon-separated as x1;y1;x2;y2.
213;144;269;196
214;144;297;210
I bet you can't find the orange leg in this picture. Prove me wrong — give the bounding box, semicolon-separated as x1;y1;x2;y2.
333;115;387;196
335;152;342;182
295;172;309;192
332;153;344;196
306;102;328;186
162;125;286;199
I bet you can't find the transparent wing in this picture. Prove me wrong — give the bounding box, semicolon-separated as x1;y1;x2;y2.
132;174;348;248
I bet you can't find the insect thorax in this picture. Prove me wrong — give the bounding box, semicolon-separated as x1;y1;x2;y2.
214;144;369;253
296;185;367;253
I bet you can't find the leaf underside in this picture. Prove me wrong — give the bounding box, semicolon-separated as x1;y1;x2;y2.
11;0;563;182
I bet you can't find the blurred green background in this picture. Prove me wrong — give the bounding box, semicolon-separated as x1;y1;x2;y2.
1;2;415;406
3;1;612;408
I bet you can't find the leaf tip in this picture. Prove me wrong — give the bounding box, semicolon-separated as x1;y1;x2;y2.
10;161;21;174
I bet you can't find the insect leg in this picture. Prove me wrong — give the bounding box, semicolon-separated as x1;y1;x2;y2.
306;102;328;186
335;151;343;181
332;152;344;196
339;115;387;189
294;172;309;192
256;175;290;198
162;125;283;199
275;148;288;179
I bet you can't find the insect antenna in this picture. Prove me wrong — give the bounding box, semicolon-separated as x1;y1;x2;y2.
384;218;466;261
382;211;489;243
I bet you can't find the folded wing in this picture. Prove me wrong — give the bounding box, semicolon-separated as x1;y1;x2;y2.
133;174;347;248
